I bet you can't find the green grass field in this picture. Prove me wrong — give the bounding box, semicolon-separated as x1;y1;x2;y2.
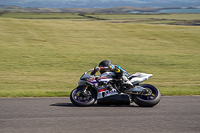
0;13;200;97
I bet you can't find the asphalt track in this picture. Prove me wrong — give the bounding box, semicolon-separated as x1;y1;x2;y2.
0;96;199;133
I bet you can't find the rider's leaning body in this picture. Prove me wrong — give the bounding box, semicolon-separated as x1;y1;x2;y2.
91;60;132;85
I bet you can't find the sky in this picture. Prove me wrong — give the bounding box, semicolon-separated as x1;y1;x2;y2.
0;0;200;8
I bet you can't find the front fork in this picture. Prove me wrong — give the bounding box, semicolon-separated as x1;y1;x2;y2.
81;84;92;96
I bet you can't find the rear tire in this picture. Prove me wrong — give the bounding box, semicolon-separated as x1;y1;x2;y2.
70;86;96;106
133;84;161;107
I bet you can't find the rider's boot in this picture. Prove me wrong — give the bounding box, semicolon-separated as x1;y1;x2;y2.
122;75;133;86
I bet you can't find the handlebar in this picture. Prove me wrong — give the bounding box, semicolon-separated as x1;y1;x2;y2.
85;69;94;75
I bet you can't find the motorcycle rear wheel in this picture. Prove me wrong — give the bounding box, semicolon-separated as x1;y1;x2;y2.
70;86;96;106
133;84;161;107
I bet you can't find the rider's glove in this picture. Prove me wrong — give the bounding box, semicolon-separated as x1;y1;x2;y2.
94;67;100;72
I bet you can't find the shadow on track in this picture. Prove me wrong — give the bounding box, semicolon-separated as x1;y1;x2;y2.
50;103;141;108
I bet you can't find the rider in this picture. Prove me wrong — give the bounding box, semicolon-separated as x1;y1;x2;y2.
91;60;132;85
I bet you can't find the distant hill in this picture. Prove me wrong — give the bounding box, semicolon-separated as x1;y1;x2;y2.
1;6;198;13
0;6;165;13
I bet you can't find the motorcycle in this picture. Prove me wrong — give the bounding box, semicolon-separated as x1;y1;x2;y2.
70;68;161;107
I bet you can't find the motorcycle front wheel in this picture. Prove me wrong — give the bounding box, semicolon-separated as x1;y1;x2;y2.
70;86;96;106
133;84;161;107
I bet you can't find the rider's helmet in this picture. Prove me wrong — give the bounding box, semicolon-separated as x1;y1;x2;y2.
98;60;112;74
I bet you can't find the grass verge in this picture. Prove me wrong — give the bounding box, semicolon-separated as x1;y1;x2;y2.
0;16;199;97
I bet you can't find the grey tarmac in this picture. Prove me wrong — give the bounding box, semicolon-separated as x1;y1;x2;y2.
0;96;199;133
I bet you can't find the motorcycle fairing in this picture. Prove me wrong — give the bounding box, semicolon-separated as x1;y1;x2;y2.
129;73;153;84
88;79;98;85
97;88;118;100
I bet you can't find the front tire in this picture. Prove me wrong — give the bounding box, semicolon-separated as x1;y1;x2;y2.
70;86;96;106
133;84;161;107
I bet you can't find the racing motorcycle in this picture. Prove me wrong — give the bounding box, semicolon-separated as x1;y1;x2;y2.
70;68;161;107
